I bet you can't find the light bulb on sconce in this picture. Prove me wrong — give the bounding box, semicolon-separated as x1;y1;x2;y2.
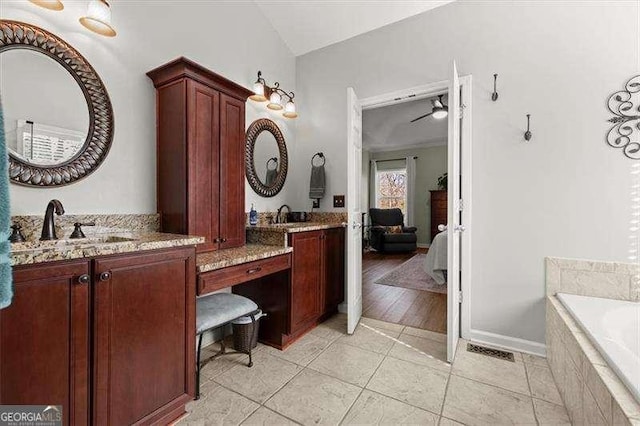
79;0;117;37
249;71;267;102
248;72;298;118
283;97;298;119
28;0;64;11
267;90;282;111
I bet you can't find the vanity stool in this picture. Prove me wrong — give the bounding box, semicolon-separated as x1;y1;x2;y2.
195;293;259;399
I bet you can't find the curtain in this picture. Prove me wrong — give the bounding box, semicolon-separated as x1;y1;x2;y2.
369;160;378;223
405;156;416;227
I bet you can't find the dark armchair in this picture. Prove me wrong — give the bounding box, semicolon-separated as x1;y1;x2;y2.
368;208;417;253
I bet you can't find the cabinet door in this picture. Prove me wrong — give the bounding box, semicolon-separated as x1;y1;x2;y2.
322;228;345;313
219;93;246;249
0;260;90;426
93;247;196;426
289;231;322;331
187;80;220;252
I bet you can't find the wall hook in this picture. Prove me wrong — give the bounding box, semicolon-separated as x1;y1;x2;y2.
524;114;532;141
492;74;499;101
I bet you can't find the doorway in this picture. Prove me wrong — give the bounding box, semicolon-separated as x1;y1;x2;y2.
345;66;472;362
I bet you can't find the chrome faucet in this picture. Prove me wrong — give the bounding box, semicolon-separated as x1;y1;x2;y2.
40;199;65;241
275;204;291;224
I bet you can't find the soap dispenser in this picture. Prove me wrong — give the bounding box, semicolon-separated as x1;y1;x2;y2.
249;204;258;226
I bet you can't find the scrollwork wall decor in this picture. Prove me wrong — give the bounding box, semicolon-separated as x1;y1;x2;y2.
0;20;114;186
607;75;640;160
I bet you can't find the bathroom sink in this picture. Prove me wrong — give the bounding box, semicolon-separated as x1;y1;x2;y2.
11;235;139;251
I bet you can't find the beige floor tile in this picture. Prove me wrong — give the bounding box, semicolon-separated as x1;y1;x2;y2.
525;363;563;405
388;334;451;373
361;317;406;333
366;357;448;414
263;333;332;366
181;381;259;425
532;398;571;425
583;385;608;425
309;321;347;341
241;407;299;425
402;326;447;343
308;342;384;387
522;353;549;367
265;369;360;425
452;343;530;395
337;324;401;355
442;375;536;425
438;417;464;426
200;352;249;381
342;389;439;425
214;351;302;403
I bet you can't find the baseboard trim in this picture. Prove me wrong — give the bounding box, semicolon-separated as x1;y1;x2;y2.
465;328;546;357
417;243;430;248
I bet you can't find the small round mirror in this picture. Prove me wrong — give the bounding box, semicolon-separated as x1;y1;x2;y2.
245;119;288;197
1;49;90;166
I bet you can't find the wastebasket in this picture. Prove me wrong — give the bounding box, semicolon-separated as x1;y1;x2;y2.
232;310;265;352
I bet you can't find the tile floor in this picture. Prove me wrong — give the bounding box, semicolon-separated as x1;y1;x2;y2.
179;314;570;425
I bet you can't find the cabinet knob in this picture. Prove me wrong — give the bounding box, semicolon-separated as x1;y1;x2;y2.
221;238;227;243
77;274;90;285
246;267;262;275
213;237;221;243
99;271;112;282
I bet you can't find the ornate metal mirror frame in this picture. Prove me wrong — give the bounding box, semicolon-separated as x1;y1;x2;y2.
607;75;640;160
0;20;114;186
245;118;288;197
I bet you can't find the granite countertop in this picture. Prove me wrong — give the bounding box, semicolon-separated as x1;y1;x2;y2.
197;244;293;273
11;232;204;267
246;222;345;233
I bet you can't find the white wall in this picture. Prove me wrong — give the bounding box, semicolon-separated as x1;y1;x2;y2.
2;1;296;215
294;0;639;348
369;146;448;246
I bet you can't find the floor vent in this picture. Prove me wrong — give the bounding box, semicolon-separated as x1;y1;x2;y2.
466;343;515;362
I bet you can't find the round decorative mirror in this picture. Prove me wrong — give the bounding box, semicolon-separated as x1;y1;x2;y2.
245;119;288;197
0;20;114;186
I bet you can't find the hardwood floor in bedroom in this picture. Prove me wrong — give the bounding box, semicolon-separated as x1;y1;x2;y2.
362;249;447;334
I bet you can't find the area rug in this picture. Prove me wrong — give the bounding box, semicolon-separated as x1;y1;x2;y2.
374;254;447;294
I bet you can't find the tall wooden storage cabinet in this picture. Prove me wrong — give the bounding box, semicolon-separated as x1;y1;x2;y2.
147;57;252;252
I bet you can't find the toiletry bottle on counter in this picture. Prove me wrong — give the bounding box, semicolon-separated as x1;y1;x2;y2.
249;204;258;226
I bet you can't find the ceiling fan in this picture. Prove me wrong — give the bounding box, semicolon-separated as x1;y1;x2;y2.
410;95;448;123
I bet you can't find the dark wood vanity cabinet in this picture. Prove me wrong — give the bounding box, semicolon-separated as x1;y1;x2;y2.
0;260;90;426
92;248;195;426
147;58;252;253
288;228;345;336
0;246;196;426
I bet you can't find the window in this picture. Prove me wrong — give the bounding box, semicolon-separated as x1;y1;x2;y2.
375;168;407;213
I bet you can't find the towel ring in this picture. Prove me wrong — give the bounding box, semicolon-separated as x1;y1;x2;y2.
311;152;325;167
266;157;278;171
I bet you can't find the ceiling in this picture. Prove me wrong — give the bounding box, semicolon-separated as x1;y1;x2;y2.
363;95;448;152
254;0;457;56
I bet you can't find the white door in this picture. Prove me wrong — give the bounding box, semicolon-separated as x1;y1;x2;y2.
447;61;462;362
346;87;363;334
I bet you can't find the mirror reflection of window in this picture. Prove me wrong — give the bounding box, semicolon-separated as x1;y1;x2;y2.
14;120;85;164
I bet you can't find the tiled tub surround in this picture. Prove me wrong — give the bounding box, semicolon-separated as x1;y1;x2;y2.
197;244;293;273
546;257;640;425
11;213;160;242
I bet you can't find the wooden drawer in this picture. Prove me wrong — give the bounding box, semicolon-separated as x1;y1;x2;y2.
198;254;291;295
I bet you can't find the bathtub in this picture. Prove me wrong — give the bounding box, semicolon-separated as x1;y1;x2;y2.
557;293;640;403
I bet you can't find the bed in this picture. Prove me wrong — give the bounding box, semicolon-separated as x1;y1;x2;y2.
424;228;447;285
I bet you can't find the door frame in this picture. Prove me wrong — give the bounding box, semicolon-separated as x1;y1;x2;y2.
358;76;473;342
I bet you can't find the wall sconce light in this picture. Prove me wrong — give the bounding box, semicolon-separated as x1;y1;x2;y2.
524;114;532;141
249;71;298;119
28;0;64;11
79;0;117;37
